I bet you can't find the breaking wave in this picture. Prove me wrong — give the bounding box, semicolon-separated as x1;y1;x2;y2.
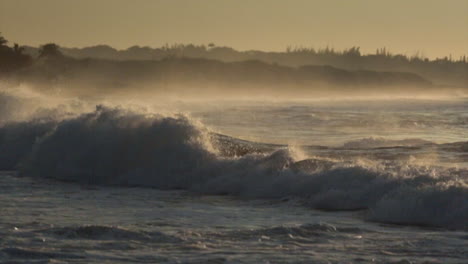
21;105;217;187
1;106;466;230
0;120;57;170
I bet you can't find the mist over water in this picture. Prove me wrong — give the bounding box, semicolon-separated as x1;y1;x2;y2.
0;84;467;263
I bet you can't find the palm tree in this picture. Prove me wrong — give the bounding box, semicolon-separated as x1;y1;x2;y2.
0;33;8;47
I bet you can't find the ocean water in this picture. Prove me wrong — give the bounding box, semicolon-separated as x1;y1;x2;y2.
0;95;467;263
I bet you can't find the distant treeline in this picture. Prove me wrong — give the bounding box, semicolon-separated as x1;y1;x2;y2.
12;53;434;97
21;42;468;87
0;33;466;96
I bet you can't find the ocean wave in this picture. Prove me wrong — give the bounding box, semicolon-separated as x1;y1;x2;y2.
21;105;217;188
0;120;57;170
342;137;433;149
43;225;180;242
3;106;466;230
439;141;468;153
47;225;151;240
1;247;84;260
216;223;366;241
369;183;468;230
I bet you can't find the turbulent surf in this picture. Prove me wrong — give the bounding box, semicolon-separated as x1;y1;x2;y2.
0;91;467;263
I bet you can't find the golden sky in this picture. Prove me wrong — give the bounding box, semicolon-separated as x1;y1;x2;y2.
1;0;467;58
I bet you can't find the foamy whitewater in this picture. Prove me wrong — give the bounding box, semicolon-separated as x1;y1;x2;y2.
0;90;467;263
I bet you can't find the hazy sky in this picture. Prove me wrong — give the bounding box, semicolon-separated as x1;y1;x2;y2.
1;0;467;58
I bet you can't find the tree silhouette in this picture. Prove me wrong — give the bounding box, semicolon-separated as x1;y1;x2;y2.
0;33;32;73
13;43;24;55
0;34;7;47
39;43;63;58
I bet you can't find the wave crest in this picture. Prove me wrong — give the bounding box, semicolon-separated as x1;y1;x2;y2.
22;106;217;188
